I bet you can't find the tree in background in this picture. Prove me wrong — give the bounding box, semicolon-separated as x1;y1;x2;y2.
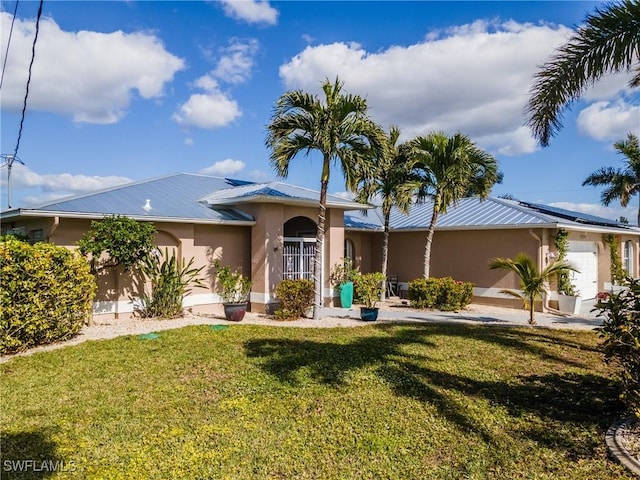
525;0;640;146
355;126;418;300
266;77;384;320
583;133;640;227
407;132;500;278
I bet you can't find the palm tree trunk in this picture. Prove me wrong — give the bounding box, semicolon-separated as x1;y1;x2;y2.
529;295;535;325
313;175;329;321
381;209;390;302
637;194;639;227
423;196;440;278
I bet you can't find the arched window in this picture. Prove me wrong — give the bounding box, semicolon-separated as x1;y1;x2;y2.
623;240;634;277
344;238;355;262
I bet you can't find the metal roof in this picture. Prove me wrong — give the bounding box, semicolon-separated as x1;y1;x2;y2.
345;196;634;233
200;181;367;210
1;173;255;224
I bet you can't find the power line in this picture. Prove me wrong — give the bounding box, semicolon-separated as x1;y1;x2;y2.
12;0;43;161
0;0;19;91
2;0;44;208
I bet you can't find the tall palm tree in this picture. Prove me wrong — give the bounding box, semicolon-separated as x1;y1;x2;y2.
583;132;640;226
489;253;579;325
526;0;640;146
265;77;384;320
354;126;418;300
407;132;499;278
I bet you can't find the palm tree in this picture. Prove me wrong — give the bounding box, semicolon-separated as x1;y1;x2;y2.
525;0;640;146
354;126;418;300
265;77;384;320
407;132;500;278
583;132;640;226
489;253;578;325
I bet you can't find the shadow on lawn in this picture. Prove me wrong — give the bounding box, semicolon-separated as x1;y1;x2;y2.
0;430;65;479
244;323;622;459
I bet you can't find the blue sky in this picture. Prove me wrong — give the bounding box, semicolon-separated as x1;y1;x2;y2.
1;1;638;223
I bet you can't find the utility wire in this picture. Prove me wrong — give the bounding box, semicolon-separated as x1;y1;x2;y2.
0;0;19;91
12;0;43;161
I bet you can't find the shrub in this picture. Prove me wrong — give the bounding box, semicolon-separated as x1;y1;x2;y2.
353;272;386;308
408;277;473;311
137;248;205;319
213;261;252;304
595;277;640;420
274;279;314;321
0;238;96;354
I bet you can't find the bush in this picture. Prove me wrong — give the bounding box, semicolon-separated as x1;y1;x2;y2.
274;279;314;321
137;248;205;319
0;238;96;354
408;277;474;311
595;277;640;420
352;272;386;308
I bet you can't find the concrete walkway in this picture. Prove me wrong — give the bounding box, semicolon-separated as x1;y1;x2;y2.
318;298;603;331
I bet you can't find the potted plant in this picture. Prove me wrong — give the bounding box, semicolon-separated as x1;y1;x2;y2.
353;272;386;321
329;257;357;308
554;229;582;315
213;260;252;321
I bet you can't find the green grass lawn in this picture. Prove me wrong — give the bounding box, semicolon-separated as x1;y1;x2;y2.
1;323;634;479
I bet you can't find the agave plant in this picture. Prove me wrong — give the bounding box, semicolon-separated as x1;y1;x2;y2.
489;252;578;325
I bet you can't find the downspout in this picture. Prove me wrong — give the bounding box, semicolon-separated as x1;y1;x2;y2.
46;216;59;242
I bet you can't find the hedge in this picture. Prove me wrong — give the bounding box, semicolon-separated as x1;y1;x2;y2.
408;277;474;311
1;239;96;354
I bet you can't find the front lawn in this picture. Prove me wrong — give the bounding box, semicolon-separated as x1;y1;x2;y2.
0;324;633;479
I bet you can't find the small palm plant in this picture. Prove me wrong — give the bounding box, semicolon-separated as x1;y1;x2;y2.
489;253;578;325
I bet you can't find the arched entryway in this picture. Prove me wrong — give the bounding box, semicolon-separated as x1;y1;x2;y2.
283;216;317;280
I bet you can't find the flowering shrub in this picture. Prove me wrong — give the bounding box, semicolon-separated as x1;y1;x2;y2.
408;277;473;311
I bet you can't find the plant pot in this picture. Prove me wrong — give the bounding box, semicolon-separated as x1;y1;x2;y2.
339;281;354;308
360;306;379;322
223;302;248;321
557;294;582;315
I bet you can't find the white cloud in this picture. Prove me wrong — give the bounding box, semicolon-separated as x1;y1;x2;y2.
0;13;184;123
173;38;257;129
219;0;278;25
199;159;246;176
213;39;259;84
549;201;638;225
173;90;241;129
576;101;640;142
278;21;589;155
1;164;131;206
184;138;194;147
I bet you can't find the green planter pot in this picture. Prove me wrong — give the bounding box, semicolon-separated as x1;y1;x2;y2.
339;281;354;309
360;307;379;322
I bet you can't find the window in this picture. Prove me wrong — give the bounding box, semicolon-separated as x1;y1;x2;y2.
344;238;355;263
283;237;316;280
623;240;634;277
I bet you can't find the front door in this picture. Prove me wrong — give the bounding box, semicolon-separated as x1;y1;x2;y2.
283;237;316;280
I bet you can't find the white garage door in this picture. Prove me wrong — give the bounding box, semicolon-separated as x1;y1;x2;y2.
566;241;598;299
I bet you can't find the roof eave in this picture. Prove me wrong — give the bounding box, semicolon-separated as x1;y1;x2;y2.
0;209;256;226
203;195;370;210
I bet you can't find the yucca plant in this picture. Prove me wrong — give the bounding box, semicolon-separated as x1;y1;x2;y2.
489;252;578;325
138;248;205;318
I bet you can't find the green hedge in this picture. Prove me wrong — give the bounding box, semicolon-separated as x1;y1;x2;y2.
274;279;314;321
408;277;474;311
1;239;96;354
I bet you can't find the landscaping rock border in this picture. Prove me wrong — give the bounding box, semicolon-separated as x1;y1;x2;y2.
606;418;640;477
